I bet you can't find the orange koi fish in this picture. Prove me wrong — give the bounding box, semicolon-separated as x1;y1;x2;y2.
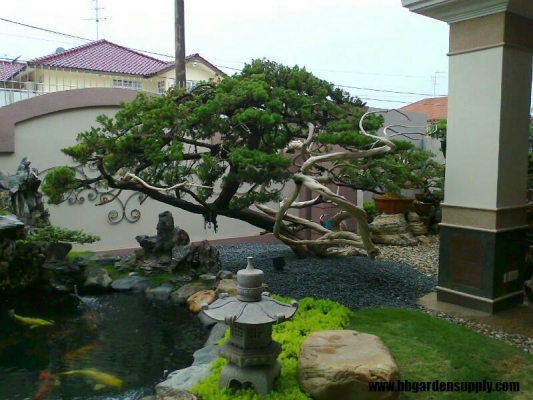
63;344;100;361
30;370;59;400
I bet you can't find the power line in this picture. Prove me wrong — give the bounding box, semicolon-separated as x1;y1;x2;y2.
0;32;83;46
0;17;448;101
338;85;447;97
202;57;447;79
0;17;92;42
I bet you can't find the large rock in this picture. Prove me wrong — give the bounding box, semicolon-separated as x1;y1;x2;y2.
0;214;25;231
0;158;50;227
157;365;211;397
187;290;217;313
133;212;220;278
297;330;399;400
146;283;175;301
111;276;150;292
369;214;418;246
136;211;191;258
171;240;221;275
46;242;73;262
155;210;176;252
170;282;213;305
214;278;238;297
156;327;224;398
0;241;47;289
41;258;88;292
83;265;112;289
171;243;195;269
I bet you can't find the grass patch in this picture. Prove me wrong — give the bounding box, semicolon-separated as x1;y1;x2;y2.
190;305;533;400
351;308;533;399
147;272;174;287
66;250;94;261
101;264;130;281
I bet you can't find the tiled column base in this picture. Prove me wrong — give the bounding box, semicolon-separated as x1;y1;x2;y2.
437;225;527;314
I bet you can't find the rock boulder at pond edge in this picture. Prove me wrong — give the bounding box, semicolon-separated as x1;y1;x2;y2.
187;290;216;313
146;283;175;301
111;276;150;292
297;330;399;400
170;282;213;305
83;265;112;289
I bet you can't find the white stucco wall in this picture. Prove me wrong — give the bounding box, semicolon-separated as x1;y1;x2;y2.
445;46;531;208
0;106;286;252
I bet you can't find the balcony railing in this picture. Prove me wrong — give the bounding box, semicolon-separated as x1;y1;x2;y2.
0;64;199;107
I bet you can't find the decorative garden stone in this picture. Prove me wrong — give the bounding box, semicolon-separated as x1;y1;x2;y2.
297;330;400;400
83;265;113;289
187;290;217;313
111;276;150;292
146;283;175;301
0;157;50;227
133;211;221;277
214;278;238;297
170;282;212;305
369;214;418;246
201;257;298;395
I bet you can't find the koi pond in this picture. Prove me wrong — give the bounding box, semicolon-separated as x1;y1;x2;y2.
0;288;209;399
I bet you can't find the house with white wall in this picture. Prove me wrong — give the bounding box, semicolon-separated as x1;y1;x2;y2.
0;39;224;107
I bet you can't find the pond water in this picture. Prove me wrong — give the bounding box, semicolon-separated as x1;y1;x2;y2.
0;287;210;399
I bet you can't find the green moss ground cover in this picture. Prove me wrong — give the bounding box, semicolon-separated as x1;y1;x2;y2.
190;296;354;399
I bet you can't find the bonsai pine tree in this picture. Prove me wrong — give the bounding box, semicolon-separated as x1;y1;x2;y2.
42;59;416;258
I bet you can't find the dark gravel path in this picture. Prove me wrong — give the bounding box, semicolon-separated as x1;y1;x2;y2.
216;243;437;311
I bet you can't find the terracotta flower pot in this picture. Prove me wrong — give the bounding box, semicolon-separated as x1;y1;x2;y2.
372;195;415;214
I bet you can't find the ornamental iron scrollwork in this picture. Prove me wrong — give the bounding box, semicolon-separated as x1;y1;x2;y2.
37;163;148;225
101;191;147;224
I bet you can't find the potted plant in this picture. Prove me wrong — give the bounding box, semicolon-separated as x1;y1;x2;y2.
412;159;445;214
370;143;435;214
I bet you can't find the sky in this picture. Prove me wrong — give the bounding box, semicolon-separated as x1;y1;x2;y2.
0;0;450;109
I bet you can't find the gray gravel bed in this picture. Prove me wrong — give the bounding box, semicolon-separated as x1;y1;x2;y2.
215;240;533;355
215;243;437;311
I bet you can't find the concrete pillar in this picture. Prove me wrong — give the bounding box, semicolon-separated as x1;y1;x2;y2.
438;12;533;313
402;1;533;315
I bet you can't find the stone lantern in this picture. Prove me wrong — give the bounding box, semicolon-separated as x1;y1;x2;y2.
201;256;298;394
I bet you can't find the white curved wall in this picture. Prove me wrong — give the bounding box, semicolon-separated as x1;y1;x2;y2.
0;106;284;252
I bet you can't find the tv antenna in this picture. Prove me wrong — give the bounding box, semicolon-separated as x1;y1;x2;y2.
430;71;446;98
83;0;107;40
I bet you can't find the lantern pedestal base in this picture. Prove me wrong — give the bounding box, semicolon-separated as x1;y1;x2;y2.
219;360;281;395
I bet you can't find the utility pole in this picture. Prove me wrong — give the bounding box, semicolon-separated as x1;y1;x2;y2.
174;0;186;88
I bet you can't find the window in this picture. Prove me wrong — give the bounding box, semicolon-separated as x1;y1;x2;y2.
168;79;198;92
186;80;198;91
157;80;166;94
112;79;142;90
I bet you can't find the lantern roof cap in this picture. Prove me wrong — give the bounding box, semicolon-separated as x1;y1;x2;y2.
202;293;298;325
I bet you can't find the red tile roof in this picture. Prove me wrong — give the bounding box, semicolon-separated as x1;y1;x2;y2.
0;61;26;81
182;53;225;76
399;97;448;122
29;40;172;77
